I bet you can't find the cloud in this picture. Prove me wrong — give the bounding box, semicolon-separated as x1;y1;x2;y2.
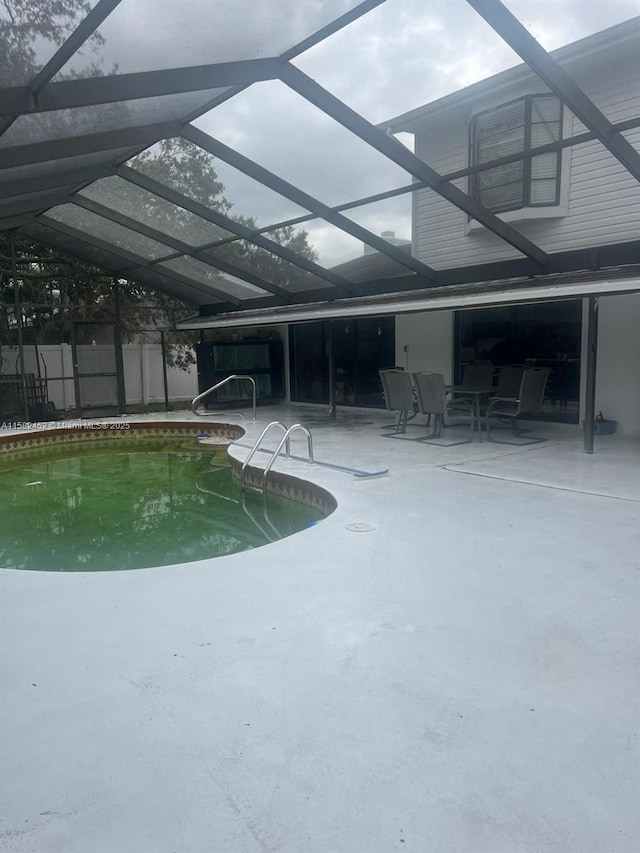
192;0;638;266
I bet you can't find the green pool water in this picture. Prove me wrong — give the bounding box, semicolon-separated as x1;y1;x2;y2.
0;446;326;571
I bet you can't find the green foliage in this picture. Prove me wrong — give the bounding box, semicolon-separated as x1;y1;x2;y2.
1;0;318;370
131;139;318;290
132;139;230;214
0;237;190;346
0;0;104;83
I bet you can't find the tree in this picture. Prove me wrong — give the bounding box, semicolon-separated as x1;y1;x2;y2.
1;1;318;375
0;3;322;424
0;0;106;84
1;138;318;373
130;138;318;289
132;139;231;215
0;239;195;367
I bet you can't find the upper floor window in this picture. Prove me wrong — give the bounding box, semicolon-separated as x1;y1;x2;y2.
470;95;563;214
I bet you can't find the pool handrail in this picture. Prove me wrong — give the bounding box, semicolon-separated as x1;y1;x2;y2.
240;421;288;491
261;424;314;492
192;374;256;422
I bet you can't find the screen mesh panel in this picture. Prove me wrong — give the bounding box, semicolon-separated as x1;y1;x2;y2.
44;204;176;260
79;176;235;247
53;0;366;78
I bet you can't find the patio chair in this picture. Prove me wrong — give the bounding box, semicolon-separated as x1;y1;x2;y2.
379;369;415;434
411;371;475;445
461;363;495;387
485;367;550;444
495;364;525;397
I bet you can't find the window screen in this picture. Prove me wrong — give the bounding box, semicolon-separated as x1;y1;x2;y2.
471;96;562;213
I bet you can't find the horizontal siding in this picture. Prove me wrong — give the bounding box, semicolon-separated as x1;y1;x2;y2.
414;55;640;270
572;58;639;130
622;128;640;145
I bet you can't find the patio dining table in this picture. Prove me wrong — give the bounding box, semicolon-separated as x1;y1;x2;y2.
446;384;497;441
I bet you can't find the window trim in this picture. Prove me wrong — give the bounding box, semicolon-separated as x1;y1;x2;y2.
468;94;564;216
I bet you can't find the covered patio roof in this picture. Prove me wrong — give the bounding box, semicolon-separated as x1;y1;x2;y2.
1;1;639;317
176;266;640;330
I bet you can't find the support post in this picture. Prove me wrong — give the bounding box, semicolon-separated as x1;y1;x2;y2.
583;296;599;454
160;330;170;412
112;277;126;415
139;342;147;405
328;320;336;422
70;306;81;419
9;233;30;421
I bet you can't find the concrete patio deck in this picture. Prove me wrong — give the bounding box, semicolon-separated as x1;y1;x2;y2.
1;406;638;853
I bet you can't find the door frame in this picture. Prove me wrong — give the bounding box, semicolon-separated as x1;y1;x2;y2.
71;320;125;418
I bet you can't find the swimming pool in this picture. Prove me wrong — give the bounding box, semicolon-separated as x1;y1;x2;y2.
0;422;334;572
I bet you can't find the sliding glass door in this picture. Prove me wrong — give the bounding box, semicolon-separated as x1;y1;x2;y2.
455;300;582;422
290;317;395;407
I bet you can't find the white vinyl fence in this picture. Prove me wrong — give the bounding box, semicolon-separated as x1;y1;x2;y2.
1;343;198;412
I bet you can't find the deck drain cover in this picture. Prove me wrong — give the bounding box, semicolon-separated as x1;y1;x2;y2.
346;523;376;533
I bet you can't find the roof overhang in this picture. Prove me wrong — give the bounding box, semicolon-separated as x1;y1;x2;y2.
175;268;640;329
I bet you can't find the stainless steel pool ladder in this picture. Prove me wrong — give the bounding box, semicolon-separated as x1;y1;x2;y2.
241;421;314;494
195;468;283;542
192;375;257;423
241;490;283;542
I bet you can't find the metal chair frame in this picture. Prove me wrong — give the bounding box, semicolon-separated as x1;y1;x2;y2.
412;371;475;446
485;367;551;444
379;369;416;435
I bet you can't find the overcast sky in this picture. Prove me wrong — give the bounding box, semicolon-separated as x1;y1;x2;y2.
191;0;639;268
19;0;639;270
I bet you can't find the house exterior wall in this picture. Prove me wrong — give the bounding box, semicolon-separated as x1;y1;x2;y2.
393;29;640;436
413;51;640;270
595;293;640;437
395;312;454;381
392;293;640;436
273;324;291;401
